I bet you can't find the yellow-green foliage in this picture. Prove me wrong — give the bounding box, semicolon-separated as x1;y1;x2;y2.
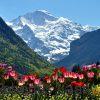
92;85;100;97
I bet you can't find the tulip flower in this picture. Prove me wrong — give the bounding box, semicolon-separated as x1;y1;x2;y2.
71;81;86;87
77;82;86;87
34;79;40;85
29;75;35;81
59;67;67;73
78;74;84;80
46;78;51;84
63;71;69;78
72;73;77;79
69;72;77;78
44;75;51;83
87;65;92;70
13;74;18;80
22;75;29;82
91;64;96;69
82;66;88;71
9;71;16;77
18;80;25;86
53;68;59;74
58;77;65;83
71;81;78;87
52;73;58;81
3;74;9;80
68;72;73;78
87;72;94;78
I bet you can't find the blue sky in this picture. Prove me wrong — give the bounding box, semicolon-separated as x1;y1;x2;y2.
0;0;100;26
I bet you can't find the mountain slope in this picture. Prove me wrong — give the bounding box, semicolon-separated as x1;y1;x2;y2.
7;10;100;63
56;29;100;69
0;17;52;73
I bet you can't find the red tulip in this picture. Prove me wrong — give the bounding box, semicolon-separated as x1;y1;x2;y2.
22;75;29;82
34;79;40;85
91;64;96;69
3;74;9;80
52;73;58;81
53;68;59;74
71;81;77;87
13;74;18;80
87;65;94;70
82;66;88;71
59;67;67;73
18;80;25;86
71;81;86;87
44;75;51;83
58;77;65;83
29;75;35;81
63;71;69;78
68;72;77;78
68;72;73;78
77;82;86;87
87;72;94;78
9;71;16;77
46;78;51;83
78;74;84;79
72;73;77;79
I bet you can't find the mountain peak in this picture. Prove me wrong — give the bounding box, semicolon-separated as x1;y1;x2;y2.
11;10;57;26
34;10;53;16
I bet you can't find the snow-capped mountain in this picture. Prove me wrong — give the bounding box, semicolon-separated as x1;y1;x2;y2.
7;10;100;63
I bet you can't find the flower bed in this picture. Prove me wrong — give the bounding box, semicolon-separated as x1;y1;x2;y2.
0;63;100;99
